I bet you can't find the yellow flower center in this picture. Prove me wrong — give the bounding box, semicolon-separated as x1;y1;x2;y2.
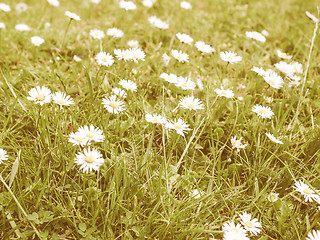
0;154;2;158
187;102;196;109
75;137;84;142
86;131;95;138
109;101;118;109
221;90;227;95
36;93;45;101
231;227;239;233
270;195;276;201
269;79;275;86
259;109;267;114
174;122;182;129
227;56;233;61
245;221;253;228
303;188;312;195
102;57;108;62
182;82;188;88
85;155;94;163
58;99;65;105
153;117;160;123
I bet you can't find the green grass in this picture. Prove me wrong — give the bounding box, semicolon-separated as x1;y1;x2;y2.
0;0;320;239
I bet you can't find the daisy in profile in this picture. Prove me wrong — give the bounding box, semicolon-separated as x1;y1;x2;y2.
180;1;192;9
263;96;273;104
106;28;124;38
266;133;283;144
0;22;5;29
0;148;8;164
252;105;274;119
165;118;190;136
230;136;247;151
179;96;204;111
276;50;292;60
0;3;11;12
268;192;279;202
47;0;59;7
251;66;266;76
112;87;127;98
127;40;139;48
306;230;320;240
195;41;215;53
73;55;82;62
176;33;193;45
102;95;125;114
27;86;51;105
31;36;44;46
95;52;114;67
175;77;196;90
294;180;319;203
74;147;104;173
77;125;105;143
160;73;178;84
263;71;284;89
90;29;105;40
214;87;234;98
119;79;137;91
239;212;262;235
145;113;166;124
162;53;171;66
220;51;242;64
65;11;81;21
245;31;266;43
171;49;189;63
52;91;74;108
68;131;88;146
148;16;169;29
16;22;30;30
119;0;136;10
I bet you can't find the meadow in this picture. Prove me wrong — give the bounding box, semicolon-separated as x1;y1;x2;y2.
0;0;320;239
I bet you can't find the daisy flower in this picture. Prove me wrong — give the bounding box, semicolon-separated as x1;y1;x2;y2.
73;55;82;62
223;232;250;240
179;96;204;111
0;22;5;29
239;212;262;235
252;105;274;119
106;28;124;38
127;40;139;48
90;29;105;40
119;0;136;10
145;113;166;125
119;79;137;91
245;31;266;43
91;0;101;4
261;30;269;36
263;71;284;89
148;16;169;29
195;41;215;53
275;61;303;77
78;125;105;143
165;118;190;136
251;66;266;76
176;33;193;45
222;221;248;238
196;76;204;90
268;192;279;202
15;3;28;13
127;48;146;63
112;87;127;98
31;36;44;46
263;96;273;104
190;189;204;199
142;0;156;8
52;91;74;108
230;136;247;151
214;87;234;98
0;148;8;164
27;86;51;105
65;11;81;21
180;1;192;9
220;51;242;64
74;147;104;173
114;49;131;61
276;50;292;60
102;95;125;114
95;52;114;67
175;77;196;90
160;73;178;84
171;49;189;63
266;133;283;144
0;3;11;12
294;180;319;203
47;0;59;7
162;53;171;66
15;23;31;32
306;230;320;240
68;131;88;146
